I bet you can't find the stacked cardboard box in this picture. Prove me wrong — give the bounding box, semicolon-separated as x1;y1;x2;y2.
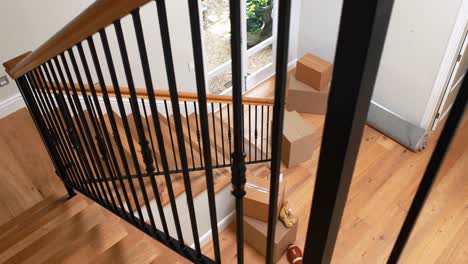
281;111;315;167
287;53;333;114
243;171;298;262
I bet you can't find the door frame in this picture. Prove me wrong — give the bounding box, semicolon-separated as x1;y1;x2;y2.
420;0;468;130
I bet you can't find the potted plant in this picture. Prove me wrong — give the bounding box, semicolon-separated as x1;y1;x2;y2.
247;2;265;47
255;0;273;24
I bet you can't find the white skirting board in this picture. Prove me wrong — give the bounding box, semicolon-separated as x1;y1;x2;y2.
367;101;428;152
0;93;26;119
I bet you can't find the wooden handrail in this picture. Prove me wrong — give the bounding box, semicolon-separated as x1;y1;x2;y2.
6;0;150;79
89;85;274;106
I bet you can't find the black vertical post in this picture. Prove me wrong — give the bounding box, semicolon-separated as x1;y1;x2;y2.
265;0;292;263
387;75;468;263
186;0;222;261
154;0;201;255
303;0;395;263
16;76;76;199
229;0;246;263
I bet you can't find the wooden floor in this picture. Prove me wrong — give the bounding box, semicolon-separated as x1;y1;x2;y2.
0;75;467;263
201;78;468;263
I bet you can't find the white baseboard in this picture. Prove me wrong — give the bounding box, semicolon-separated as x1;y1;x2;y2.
192;210;235;249
0;93;25;119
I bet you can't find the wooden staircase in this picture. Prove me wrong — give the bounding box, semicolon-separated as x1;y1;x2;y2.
0;194;191;264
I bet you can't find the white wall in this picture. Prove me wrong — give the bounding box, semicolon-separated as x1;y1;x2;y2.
0;0;198;103
297;0;463;129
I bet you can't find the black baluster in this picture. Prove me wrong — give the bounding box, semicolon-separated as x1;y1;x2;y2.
164;100;179;171
67;48;123;213
16;76;77;198
133;8;177;238
229;0;247;261
193;102;204;168
187;0;222;259
219;103;226;166
260;105;264;160
184;101;196;168
49;58;98;197
227;104;232;162
114;19;158;234
142;99;160;174
156;0;202;254
254;105;258;161
211;103;219;167
59;53;115;211
266;105;270;159
86;37;142;219
98;28;154;227
266;0;293;262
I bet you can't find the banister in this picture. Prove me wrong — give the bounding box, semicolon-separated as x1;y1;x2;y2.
44;81;273;106
6;0;150;79
89;84;274;106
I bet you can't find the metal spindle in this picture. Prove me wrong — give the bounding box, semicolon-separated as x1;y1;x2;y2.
39;65;97;202
303;0;395;262
266;106;270;159
255;105;258;161
265;0;293;262
227;104;232;160
187;0;222;259
155;0;201;254
261;105;264;160
60;52;121;211
193;102;204;168
164;100;179;171
211;103;219;166
229;0;247;261
84;37;142;220
50;58;98;197
184;101;196;168
142;99;161;173
114;19;158;234
219;103;226;166
132;8;176;238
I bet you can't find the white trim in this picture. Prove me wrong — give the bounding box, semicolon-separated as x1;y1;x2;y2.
193;210;235;248
420;0;468;130
0;92;26;119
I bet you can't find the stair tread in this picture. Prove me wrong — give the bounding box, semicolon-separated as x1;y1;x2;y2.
90;229;159;264
0;196;89;260
0;196;57;239
43;217;127;264
2;202;104;264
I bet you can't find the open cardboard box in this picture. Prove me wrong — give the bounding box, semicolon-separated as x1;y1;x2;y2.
280;110;315;167
244;174;285;222
244;215;299;263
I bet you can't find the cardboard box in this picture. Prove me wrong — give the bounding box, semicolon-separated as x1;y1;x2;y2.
244;215;299;263
286;74;329;115
296;53;333;90
281;111;315;167
244;175;285;222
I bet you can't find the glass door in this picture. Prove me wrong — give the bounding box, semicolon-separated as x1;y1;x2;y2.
244;0;278;91
201;0;278;95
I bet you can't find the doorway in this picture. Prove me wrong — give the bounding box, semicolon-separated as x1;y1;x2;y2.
201;0;278;95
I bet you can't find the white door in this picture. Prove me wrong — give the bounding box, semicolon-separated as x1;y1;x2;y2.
433;31;468;128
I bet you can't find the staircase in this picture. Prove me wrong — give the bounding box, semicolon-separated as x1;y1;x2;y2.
0;194;191;264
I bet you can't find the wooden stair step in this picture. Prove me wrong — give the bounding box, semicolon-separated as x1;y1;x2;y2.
2;202;104;264
43;217;127;264
0;196;58;240
89;227;159;264
0;196;90;261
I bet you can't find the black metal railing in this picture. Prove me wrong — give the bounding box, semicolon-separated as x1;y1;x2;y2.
8;0;468;263
12;1;272;262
